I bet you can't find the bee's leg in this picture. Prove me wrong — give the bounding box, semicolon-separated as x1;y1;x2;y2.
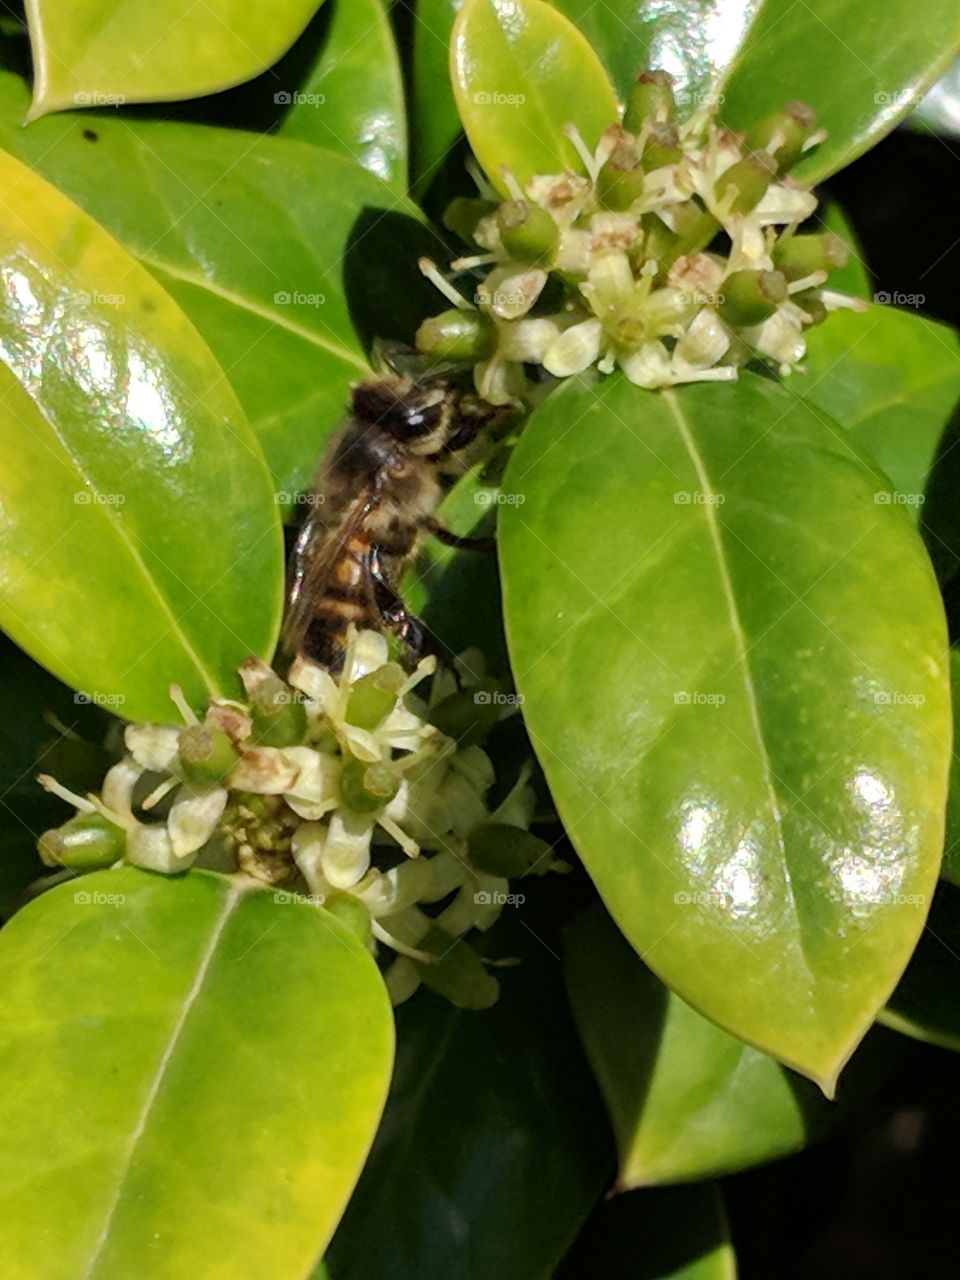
367;549;429;660
424;518;496;553
368;548;458;673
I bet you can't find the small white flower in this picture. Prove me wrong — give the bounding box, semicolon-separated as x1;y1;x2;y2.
282;746;340;820
589;212;640;252
125;724;180;772
619;341;673;388
230;748;302;794
101;758;142;819
498;317;561;363
674;308;731;369
742;306;806;368
543;318;604;376
127;824;183;873
752;184;818;226
319;809;375;889
168;786;228;858
476;265;547;320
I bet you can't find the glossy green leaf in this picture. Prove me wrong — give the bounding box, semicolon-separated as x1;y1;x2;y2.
0;148;282;721
0;868;393;1279
24;0;325;118
564;906;905;1185
450;0;619;195
0;68;440;495
913;56;960;136
881;881;960;1052
500;371;950;1092
940;649;960;885
559;1183;736;1280
551;0;960;182
411;0;465;190
800;305;960;510
327;910;612;1280
275;0;407;189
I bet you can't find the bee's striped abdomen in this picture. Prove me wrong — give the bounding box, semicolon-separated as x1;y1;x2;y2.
302;533;380;670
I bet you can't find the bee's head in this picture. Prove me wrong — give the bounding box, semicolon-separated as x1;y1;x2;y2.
351;377;457;455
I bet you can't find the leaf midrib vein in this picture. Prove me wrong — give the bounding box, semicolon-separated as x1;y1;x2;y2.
140;257;368;371
80;883;242;1278
663;388;815;981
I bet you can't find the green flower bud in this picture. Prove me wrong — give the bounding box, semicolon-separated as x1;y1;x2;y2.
718;269;789;326
38;812;126;869
640;123;683;171
597;141;646;211
178;723;239;786
414;927;499;1009
346;661;406;729
747;101;817;173
715;151;777;214
497;200;559;265
415;309;496;362
773;232;849;282
468;823;552;878
240;662;307;747
325;894;372;944
429;686;502;747
639;213;679;271
340;758;400;813
656;200;720;270
623;70;677;132
794;289;828;326
443;196;498;243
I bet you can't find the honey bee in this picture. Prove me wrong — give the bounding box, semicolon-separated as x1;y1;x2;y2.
279;362;504;673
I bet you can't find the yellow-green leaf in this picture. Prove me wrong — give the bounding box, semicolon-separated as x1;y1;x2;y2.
450;0;619;195
0;147;282;720
0;869;393;1279
25;0;326;118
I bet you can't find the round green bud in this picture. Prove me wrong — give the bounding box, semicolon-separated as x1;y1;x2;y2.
640;123;683;171
415;309;496;362
340;758;400;814
715;151;777;214
773;232;849;282
346;662;406;729
794;289;828;327
639;213;679;272
246;677;307;748
178;723;239;786
659;200;721;268
747;101;817;173
623;69;677;132
597;142;646;211
497;200;559;265
38;812;126;869
718;269;789;327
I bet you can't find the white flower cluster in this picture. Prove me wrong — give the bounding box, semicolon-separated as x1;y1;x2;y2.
38;630;560;1007
417;80;863;403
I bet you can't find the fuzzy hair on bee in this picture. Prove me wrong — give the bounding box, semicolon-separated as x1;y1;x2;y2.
278;370;504;673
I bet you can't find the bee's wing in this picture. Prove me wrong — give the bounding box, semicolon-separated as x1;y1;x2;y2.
279;488;378;665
